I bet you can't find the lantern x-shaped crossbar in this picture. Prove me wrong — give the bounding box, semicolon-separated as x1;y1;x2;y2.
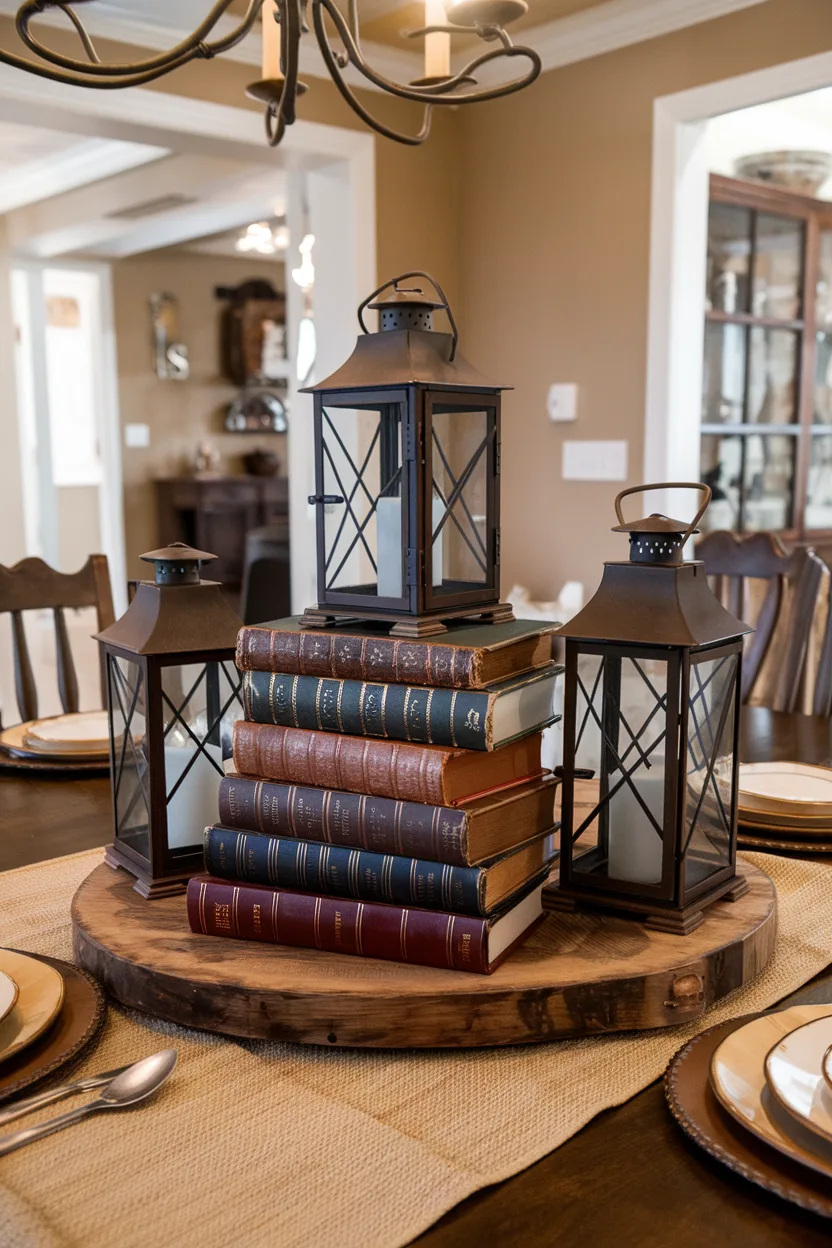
431;428;489;575
160;661;243;806
110;662;152;834
574;665;669;846
574;656;668;774
681;667;737;858
686;655;736;839
322;413;382;583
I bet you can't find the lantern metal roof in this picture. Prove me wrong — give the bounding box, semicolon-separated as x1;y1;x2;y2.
301;272;510;394
96;543;241;656
556;482;753;649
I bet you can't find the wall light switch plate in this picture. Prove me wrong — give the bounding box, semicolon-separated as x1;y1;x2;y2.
562;440;628;482
547;383;578;422
124;423;150;449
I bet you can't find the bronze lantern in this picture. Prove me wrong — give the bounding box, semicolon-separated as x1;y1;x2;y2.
551;484;752;935
96;543;243;898
299;271;514;638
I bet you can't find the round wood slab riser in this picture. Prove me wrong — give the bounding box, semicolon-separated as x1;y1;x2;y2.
71;861;776;1048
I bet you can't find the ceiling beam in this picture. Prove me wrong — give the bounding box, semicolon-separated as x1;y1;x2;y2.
0;136;169;215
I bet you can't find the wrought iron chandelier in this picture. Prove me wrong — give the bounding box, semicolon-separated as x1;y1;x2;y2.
4;1;541;147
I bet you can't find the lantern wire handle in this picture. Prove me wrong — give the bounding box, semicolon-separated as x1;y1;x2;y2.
614;482;712;546
357;271;459;360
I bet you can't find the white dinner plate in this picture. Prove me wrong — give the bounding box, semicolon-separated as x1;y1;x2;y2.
0;971;18;1026
738;762;832;817
710;1005;832;1180
24;711;111;754
766;1016;832;1147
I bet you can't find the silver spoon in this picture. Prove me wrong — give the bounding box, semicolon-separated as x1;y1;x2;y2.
0;1065;131;1128
0;1049;177;1158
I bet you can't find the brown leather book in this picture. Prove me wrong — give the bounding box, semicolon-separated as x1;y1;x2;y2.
232;721;545;806
187;875;546;974
235;616;556;690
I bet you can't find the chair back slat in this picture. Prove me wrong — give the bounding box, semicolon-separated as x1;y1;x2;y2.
53;606;80;714
10;610;38;724
696;531;825;709
0;555;115;727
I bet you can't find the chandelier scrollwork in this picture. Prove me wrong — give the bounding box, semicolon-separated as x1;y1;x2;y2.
3;0;541;148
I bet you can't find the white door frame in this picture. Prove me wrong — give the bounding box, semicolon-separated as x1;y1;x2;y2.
644;49;832;513
0;67;376;615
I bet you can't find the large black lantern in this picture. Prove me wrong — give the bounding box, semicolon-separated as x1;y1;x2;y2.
551;484;752;934
299;272;514;638
96;543;243;898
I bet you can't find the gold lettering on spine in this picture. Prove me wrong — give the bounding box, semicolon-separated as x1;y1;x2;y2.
400;910;408;962
358;681;367;736
293;675;301;728
313;897;322;948
336;679;345;733
449;691;458;746
268;672;277;723
402;688;412;741
425;688;434;744
380;685;389;738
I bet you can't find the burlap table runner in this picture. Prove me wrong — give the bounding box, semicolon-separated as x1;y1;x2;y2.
1;848;832;1248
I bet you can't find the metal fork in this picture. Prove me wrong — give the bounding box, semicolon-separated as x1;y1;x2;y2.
0;1065;129;1127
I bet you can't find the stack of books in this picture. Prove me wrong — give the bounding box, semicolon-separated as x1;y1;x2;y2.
187;617;562;974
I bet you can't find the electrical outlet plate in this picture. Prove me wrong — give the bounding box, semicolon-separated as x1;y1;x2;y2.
124;423;150;449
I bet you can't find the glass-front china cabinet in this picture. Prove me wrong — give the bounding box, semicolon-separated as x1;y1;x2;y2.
701;173;832;538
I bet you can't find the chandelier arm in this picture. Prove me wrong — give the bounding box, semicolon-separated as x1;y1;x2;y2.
56;3;100;63
262;0;303;146
0;43;217;87
14;0;263;78
319;0;541;106
313;0;433;146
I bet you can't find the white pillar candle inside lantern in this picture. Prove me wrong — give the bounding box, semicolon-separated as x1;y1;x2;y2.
424;0;450;79
607;770;665;884
377;495;444;598
164;743;225;850
262;1;281;77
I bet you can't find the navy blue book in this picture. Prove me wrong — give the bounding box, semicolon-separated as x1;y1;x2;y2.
241;664;561;752
202;823;557;918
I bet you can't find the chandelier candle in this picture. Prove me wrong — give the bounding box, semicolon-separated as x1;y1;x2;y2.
261;1;281;78
424;0;451;80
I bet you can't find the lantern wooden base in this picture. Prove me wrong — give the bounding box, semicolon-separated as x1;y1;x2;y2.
103;845;193;901
71;859;775;1048
544;871;750;936
298;601;516;638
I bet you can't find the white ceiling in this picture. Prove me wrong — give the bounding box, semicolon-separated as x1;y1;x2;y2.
706;87;832;200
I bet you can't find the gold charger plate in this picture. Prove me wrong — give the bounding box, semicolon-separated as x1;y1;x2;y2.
0;953;106;1104
24;710;111;754
0;719;108;763
738;804;832;832
738;828;832;854
0;950;65;1065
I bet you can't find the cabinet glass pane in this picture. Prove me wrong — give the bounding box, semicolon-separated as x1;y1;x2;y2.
816;231;832;329
700;432;795;532
815;331;832;425
747;327;799;424
702;322;745;424
753;213;803;320
806;434;832;530
706;203;752;314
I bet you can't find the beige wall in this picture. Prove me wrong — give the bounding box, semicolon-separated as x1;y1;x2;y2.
111;250;286;576
56;485;100;573
457;0;832;601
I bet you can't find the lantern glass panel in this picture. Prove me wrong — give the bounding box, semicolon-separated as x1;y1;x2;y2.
108;653;150;859
682;649;738;893
428;405;493;595
321;401;409;601
160;659;242;853
572;651;670;887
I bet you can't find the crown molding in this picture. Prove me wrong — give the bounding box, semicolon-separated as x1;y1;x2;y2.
0;0;771;94
0;136;169;214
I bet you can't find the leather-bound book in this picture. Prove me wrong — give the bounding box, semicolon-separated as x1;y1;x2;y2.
202;823;557;917
232;722;546;806
187;875;546;974
236;616;557;690
218;773;557;865
241;666;560;751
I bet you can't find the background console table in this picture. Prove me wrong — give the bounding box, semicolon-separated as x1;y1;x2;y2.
154;475;288;600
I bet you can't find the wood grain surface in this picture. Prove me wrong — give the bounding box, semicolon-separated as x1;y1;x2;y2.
71;858;775;1047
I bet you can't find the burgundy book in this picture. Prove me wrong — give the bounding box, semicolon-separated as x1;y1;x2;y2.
232;721;545;806
217;773;558;865
235;616;556;690
187;874;545;974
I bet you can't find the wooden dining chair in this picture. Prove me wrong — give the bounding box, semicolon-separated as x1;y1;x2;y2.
0;555;115;729
695;531;826;712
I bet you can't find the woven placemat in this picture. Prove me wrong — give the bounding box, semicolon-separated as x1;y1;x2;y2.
1;848;831;1248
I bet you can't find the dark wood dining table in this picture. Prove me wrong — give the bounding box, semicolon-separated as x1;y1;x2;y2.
4;706;832;1246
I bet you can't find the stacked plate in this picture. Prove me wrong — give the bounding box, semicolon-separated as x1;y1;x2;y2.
0;710;112;772
0;949;105;1104
738;761;832;853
